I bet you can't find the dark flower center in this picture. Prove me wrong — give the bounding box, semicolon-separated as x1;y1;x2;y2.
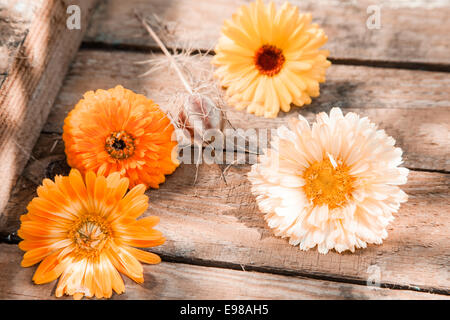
105;131;136;160
112;139;126;151
254;45;285;76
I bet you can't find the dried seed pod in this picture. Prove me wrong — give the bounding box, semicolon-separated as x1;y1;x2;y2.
178;93;223;144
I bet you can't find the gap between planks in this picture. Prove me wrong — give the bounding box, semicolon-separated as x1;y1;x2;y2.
83;0;450;66
1;237;449;297
42;49;450;172
79;41;450;73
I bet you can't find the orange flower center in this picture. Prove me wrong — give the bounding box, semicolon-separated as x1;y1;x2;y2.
254;45;285;76
70;217;111;256
105;131;136;160
302;157;355;210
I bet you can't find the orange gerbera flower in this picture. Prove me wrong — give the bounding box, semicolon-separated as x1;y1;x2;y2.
18;169;165;299
63;85;179;189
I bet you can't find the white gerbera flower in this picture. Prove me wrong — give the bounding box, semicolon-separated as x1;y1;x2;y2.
248;108;408;254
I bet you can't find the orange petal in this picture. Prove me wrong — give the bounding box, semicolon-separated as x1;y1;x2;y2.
19;221;67;239
106;244;144;283
126;247;161;265
105;172;121;187
109;263;125;295
73;292;84;300
19;239;54;251
82;259;96;298
22;239;72;267
22;247;53;267
117;236;166;249
121;184;146;204
111;178;129;202
69;169;87;198
120;197;149;220
56;258;89;298
109;193;148;222
116;227;164;241
90;256;110;299
85;171;97;212
94;175;107;214
32;249;69;284
134;216;160;229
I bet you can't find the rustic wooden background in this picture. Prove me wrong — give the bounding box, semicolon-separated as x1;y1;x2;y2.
0;0;448;299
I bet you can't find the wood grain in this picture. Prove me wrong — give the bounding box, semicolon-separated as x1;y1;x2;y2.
42;50;450;171
86;160;450;294
2;134;449;294
0;0;99;215
1;0;448;299
84;0;450;66
0;0;42;74
0;244;447;300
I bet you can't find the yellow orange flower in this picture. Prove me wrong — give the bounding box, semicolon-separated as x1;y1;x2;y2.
213;0;331;118
18;169;165;299
63;85;179;189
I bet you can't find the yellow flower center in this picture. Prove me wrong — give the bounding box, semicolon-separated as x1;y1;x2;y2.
254;45;285;76
70;216;111;256
105;130;136;160
302;157;354;210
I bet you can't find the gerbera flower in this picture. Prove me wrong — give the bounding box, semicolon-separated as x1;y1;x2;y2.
212;0;331;118
18;169;165;299
248;108;408;253
63;85;179;189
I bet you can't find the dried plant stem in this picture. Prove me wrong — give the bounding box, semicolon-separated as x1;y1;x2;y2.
136;13;193;95
135;13;243;186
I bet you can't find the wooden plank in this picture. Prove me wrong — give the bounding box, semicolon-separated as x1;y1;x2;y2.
0;133;67;228
0;0;42;75
0;244;447;300
152;162;449;293
84;0;450;66
0;0;99;215
2;134;449;293
42;50;450;172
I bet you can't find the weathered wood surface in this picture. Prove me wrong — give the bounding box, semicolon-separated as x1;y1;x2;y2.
0;0;43;212
0;0;41;75
149;163;449;294
84;0;450;66
2;133;449;294
1;244;447;300
41;50;450;172
1;0;449;300
0;0;99;216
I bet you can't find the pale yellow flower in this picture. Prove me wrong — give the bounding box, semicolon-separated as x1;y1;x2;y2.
213;0;331;118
